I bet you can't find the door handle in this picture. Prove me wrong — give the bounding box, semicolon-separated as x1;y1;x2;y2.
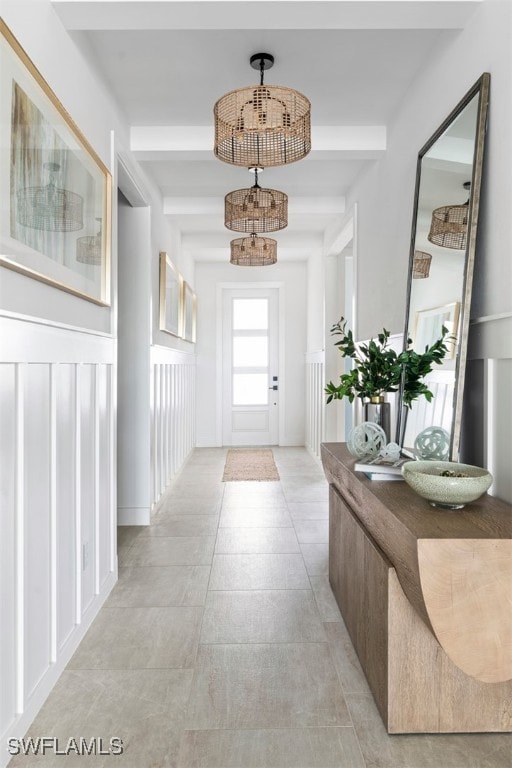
269;385;278;390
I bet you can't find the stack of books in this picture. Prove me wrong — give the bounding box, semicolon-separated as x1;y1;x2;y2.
353;454;409;481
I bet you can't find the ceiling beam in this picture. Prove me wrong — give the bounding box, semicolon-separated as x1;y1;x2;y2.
182;231;322;248
163;196;345;215
54;0;480;32
131;125;386;159
182;240;322;262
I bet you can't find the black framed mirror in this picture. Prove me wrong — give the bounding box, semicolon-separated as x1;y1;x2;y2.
398;73;490;461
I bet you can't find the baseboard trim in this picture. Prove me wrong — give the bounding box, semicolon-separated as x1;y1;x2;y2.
117;506;151;525
1;569;117;767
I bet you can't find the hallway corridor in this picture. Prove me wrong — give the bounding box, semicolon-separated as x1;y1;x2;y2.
10;449;511;767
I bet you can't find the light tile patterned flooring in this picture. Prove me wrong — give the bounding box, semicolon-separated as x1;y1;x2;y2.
10;448;511;767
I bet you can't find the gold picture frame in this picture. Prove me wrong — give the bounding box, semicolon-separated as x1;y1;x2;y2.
413;302;460;359
182;281;197;343
159;252;183;337
0;20;111;305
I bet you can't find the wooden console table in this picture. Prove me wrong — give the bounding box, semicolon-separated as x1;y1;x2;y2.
321;442;512;733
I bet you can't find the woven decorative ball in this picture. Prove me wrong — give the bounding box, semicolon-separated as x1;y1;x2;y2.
380;441;401;461
414;426;450;460
347;422;387;458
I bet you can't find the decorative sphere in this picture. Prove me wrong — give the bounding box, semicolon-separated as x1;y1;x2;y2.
347;422;387;458
414;427;450;460
380;442;401;461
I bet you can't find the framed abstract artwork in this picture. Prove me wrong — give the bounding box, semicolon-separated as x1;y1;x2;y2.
159;251;183;337
0;20;111;304
182;281;197;343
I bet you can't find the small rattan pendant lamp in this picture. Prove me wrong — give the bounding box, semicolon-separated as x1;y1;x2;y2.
230;233;277;266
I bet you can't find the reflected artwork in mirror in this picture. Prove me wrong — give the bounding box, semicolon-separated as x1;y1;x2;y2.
398;73;490;461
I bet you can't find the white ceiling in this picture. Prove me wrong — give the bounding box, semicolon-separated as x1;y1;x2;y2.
55;0;480;262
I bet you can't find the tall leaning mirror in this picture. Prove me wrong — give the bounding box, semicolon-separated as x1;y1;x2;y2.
398;73;490;461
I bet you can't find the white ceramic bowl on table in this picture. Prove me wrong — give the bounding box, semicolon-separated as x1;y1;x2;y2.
401;460;493;509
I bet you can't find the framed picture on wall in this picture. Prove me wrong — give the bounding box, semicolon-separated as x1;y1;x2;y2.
182;281;197;343
159;252;183;337
413;301;460;359
0;20;111;305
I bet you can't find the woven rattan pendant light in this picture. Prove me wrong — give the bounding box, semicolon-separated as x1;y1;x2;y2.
214;53;311;168
428;182;470;250
225;168;288;233
16;162;83;232
230;233;277;266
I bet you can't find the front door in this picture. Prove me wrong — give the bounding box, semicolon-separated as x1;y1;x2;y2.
222;288;279;446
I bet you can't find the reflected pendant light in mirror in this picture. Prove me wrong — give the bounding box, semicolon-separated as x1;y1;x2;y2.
397;73;490;462
214;53;311;167
412;250;432;278
428;182;471;250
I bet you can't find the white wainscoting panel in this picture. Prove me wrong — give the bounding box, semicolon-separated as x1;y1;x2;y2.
305;350;325;460
80;365;96;615
150;346;196;510
467;313;512;504
0;315;117;760
23;364;51;701
54;364;77;654
0;363;16;742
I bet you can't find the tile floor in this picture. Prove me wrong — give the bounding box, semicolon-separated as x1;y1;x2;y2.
9;448;511;767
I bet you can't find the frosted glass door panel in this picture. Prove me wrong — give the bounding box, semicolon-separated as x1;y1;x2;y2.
233;299;268;330
233;374;268;405
233;337;268;367
223;289;278;445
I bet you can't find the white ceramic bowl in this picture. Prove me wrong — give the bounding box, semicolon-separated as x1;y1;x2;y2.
401;460;493;509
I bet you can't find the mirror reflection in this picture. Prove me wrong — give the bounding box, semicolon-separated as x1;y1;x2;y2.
399;74;490;460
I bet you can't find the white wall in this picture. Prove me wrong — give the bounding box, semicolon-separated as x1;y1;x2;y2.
306;251;325;355
195;260;307;447
116;182;197;521
348;1;511;339
0;1;128;335
0;4;123;755
345;0;511;499
117;200;152;523
323;251;348;442
0;4;198;758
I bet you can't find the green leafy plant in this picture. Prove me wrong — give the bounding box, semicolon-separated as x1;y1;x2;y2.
325;317;450;407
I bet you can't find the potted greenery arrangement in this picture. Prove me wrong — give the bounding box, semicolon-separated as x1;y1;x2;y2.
325;317;450;440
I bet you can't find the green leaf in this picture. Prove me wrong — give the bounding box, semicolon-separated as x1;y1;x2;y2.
326;315;450;408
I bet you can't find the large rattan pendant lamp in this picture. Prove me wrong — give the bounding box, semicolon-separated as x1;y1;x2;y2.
214;53;311;168
428;182;471;250
225;168;288;233
230;233;277;266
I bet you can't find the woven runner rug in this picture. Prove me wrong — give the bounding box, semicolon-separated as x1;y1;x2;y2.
222;448;280;482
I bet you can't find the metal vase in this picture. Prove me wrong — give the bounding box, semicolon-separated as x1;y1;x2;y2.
364;400;391;444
